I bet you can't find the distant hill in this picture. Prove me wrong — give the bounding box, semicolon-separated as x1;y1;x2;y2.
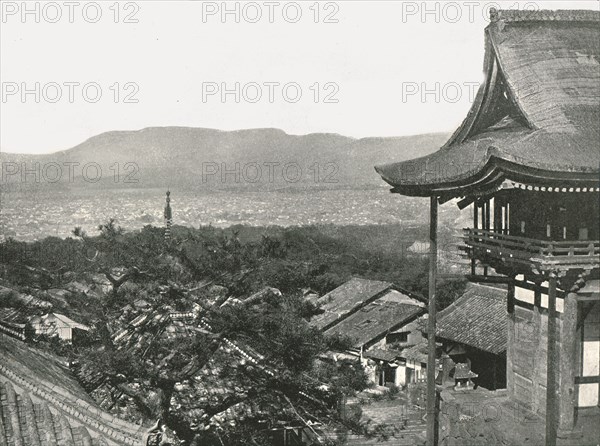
0;127;449;191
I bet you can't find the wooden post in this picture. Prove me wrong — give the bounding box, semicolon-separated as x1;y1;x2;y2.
494;196;502;233
483;199;490;276
485;198;490;230
471;203;478;275
426;196;438;446
546;272;558;446
506;276;515;397
558;293;579;437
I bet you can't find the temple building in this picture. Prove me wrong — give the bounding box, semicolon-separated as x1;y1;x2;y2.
375;9;599;446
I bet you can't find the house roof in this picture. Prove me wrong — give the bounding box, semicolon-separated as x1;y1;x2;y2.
31;312;90;331
113;309;204;347
0;381;107;446
0;307;30;325
324;299;424;348
375;9;600;197
363;348;403;362
0;333;151;445
311;278;393;330
435;283;507;355
400;341;430;364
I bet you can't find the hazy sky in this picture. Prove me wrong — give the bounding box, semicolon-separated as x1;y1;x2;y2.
1;0;598;154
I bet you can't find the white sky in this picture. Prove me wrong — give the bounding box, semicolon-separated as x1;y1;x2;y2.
1;0;598;154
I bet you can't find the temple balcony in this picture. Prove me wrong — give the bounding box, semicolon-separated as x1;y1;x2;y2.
462;228;600;275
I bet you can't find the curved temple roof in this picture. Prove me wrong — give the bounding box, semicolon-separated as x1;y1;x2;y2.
375;9;600;197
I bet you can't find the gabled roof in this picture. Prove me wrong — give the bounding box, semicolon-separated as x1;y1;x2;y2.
324;300;424;348
401;341;430;364
311;278;393;330
375;9;600;197
37;312;90;331
435;283;507;355
0;333;150;445
363;348;403;362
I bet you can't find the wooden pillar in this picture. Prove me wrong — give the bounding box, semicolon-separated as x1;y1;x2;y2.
558;293;579;437
546;273;558;446
483;199;490;276
472;203;478;275
484;198;490;230
426;196;438;446
506;277;515;397
494;196;502;233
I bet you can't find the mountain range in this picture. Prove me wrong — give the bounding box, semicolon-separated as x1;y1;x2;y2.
1;127;450;191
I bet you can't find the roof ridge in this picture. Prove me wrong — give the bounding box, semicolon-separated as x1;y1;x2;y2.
466;282;507;293
0;346;150;445
490;8;600;24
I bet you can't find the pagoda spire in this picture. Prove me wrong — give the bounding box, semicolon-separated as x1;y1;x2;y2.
164;190;172;242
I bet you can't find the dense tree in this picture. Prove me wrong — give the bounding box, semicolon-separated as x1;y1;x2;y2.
0;220;444;444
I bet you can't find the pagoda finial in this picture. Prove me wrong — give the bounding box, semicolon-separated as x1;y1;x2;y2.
489;7;498;22
164;190;172;242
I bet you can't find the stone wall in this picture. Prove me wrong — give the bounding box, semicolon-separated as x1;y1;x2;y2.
438;389;545;446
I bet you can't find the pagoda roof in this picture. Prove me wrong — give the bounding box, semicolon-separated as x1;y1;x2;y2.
375;9;600;198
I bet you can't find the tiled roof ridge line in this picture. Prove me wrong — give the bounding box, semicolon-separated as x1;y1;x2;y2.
0;360;149;445
467;282;508;293
319;287;393;331
490;8;600;23
199;318;272;375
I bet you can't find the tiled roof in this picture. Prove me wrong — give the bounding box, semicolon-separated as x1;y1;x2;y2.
363;349;402;362
172;343;295;431
324;300;424;348
490;9;600;23
30;313;90;331
0;333;151;445
0;286;52;310
375;9;600;195
0;380;103;446
401;342;429;364
311;278;393;330
113;309;202;347
0;307;29;325
436;284;507;355
0;308;29;339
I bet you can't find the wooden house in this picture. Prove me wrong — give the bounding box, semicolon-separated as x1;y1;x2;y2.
313;278;427;387
30;312;90;343
434;283;507;391
375;8;599;445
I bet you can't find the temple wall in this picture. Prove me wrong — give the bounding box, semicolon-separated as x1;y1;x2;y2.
507;304;564;415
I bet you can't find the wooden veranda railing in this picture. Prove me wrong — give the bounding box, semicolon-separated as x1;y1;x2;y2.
463;228;600;268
